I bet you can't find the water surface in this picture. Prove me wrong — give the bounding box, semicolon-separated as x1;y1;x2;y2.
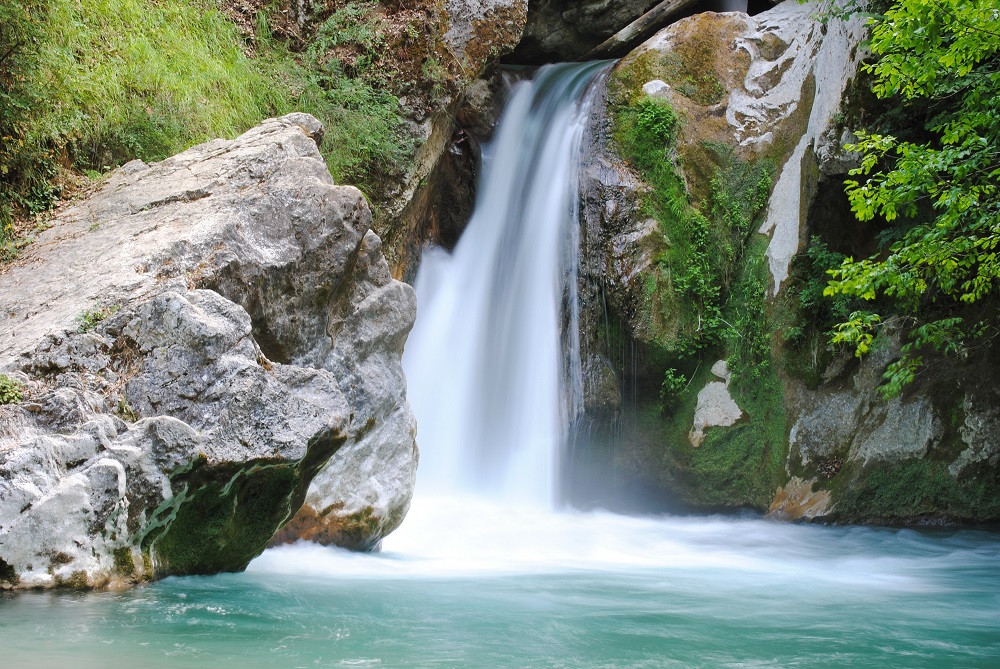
3;502;998;668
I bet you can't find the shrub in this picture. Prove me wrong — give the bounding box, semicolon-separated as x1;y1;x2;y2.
0;375;24;404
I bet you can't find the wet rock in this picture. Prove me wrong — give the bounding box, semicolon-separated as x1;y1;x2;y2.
0;114;417;589
766;476;831;520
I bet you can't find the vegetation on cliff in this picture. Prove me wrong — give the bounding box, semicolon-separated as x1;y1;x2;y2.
824;0;1000;397
0;0;458;259
606;57;785;509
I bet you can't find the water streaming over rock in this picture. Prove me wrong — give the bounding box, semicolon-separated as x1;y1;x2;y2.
402;62;608;507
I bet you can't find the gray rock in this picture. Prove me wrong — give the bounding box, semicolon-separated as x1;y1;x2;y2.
850;396;942;465
511;0;661;62
789;390;866;467
444;0;528;65
0;114;417;589
951;393;1000;476
642;79;672;97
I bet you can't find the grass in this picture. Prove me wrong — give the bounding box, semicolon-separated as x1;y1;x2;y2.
1;0;424;252
831;458;1000;524
39;0;285;166
76;304;119;332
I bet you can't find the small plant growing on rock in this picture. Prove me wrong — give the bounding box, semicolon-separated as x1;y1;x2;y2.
76;304;119;332
659;367;688;413
0;375;24;404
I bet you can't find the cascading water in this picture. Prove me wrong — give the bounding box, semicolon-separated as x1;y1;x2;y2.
402;62;606;507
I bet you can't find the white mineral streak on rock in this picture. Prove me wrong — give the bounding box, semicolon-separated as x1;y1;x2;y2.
747;1;868;294
690;360;744;447
642;79;672;97
727;4;820;149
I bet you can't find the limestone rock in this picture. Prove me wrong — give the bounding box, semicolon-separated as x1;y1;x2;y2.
0;114;417;589
689;361;745;447
642;79;672;97
951;394;1000;476
850;396;942;465
444;0;527;73
621;1;867;293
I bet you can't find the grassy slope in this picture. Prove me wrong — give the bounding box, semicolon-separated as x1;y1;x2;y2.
1;0;417;255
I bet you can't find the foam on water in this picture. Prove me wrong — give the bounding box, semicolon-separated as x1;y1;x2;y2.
251;495;995;596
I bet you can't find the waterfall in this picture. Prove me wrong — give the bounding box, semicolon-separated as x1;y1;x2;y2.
402;62;608;508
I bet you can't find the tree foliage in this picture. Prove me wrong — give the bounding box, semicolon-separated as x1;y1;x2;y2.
824;0;1000;396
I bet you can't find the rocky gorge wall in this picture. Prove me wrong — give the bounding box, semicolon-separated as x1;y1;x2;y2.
568;0;1000;525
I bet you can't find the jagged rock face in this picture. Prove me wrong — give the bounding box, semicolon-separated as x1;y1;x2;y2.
782;327;1000;525
509;0;662;62
376;0;527;278
573;1;863;456
571;2;1000;524
0;114;418;589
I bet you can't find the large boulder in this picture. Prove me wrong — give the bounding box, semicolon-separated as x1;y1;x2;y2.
0;113;417;590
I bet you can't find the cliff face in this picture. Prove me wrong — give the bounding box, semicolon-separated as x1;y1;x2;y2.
570;1;1000;524
509;0;663;62
0;114;418;589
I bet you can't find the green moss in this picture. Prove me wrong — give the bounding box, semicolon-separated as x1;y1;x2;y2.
776;237;859;387
603;62;788;510
608;70;774;364
608;51;659;106
629;370;786;510
831;458;1000;524
667;240;787;508
608;83;714;356
112;547;135;579
142;428;346;577
144;461;299;576
610;32;726;108
657;41;725;106
54;570;90;589
336;506;383;548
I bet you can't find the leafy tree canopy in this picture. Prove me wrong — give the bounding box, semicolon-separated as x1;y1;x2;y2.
824;0;1000;396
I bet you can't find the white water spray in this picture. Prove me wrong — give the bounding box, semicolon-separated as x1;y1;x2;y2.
401;62;607;508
